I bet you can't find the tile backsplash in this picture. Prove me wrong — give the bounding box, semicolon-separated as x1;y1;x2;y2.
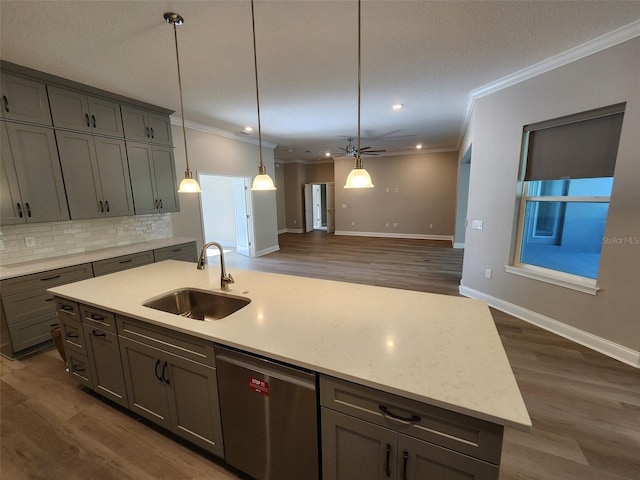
0;214;173;265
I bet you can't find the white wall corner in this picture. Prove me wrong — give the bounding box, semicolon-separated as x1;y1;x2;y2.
459;284;640;369
254;244;280;257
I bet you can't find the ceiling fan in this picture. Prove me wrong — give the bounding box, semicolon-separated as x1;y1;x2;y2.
337;137;386;157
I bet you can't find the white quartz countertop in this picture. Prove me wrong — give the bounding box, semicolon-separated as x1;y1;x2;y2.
48;260;532;432
0;237;196;280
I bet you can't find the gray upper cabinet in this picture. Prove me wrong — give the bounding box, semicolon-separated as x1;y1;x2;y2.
127;142;179;215
0;73;52;125
122;105;172;145
48;85;124;137
1;121;69;224
56;130;134;219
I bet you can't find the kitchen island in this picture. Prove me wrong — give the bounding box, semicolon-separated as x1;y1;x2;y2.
49;260;531;479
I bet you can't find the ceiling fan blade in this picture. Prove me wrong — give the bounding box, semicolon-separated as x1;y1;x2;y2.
360;149;386;153
358;146;372;151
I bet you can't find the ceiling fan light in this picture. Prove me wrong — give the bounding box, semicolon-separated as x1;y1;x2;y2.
344;166;374;189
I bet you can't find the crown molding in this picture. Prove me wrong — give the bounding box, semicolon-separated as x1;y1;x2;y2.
458;19;640;148
170;116;277;150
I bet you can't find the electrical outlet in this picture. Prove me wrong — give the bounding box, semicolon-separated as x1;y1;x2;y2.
485;268;492;279
393;223;398;228
351;221;356;226
116;227;124;235
429;224;433;229
472;220;484;230
0;240;5;251
385;222;389;227
293;219;297;225
25;236;36;247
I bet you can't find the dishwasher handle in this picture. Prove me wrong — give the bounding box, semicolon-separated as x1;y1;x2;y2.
216;353;316;391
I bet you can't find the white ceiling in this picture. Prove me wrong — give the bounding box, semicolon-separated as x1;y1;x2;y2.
1;1;639;162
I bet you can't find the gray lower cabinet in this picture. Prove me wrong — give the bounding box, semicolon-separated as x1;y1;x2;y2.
0;72;52;124
0;264;93;358
118;333;224;457
153;242;197;263
82;311;127;407
320;375;503;480
1;121;70;225
48;85;124;137
92;251;155;277
56;131;134;219
126;142;179;214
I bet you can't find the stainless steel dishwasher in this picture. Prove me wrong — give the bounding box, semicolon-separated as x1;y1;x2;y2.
215;346;319;480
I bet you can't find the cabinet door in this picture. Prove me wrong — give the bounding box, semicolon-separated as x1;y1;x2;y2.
0;73;52;124
152;146;179;213
84;327;128;408
148;113;172;145
93;137;134;217
0;122;24;224
4;122;69;222
322;408;398;480
121;106;150;142
87;96;124;137
398;435;499;480
164;351;224;457
48;86;92;133
56;130;103;219
119;337;170;427
126;142;158;214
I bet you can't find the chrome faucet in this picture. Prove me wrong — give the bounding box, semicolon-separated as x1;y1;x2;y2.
197;241;234;291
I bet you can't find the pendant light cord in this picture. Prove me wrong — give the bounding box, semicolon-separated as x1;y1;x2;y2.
172;21;192;175
251;0;266;174
356;0;363;170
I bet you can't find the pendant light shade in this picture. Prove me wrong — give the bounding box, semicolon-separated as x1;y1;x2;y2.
344;0;373;189
165;12;201;194
249;0;276;191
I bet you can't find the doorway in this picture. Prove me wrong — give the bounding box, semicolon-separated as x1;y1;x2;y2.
199;174;255;257
304;183;335;233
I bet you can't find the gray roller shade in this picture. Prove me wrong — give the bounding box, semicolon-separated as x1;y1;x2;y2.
525;103;625;181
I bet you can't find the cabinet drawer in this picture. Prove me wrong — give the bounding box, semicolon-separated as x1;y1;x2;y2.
153;242;197;263
2;290;57;325
7;314;58;352
55;297;81;323
0;263;93;296
58;315;85;354
80;304;117;334
319;375;503;465
117;315;215;367
92;251;154;276
67;350;92;388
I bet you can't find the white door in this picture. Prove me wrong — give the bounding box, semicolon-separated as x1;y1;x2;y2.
326;182;335;233
304;183;314;232
233;178;250;256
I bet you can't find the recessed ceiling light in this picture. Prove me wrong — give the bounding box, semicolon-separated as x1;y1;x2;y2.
244;126;253;133
416;144;423;149
392;103;404;110
325;152;331;157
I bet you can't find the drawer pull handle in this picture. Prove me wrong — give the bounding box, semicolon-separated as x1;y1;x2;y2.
92;330;106;337
154;359;162;381
99;200;104;213
379;405;421;424
40;275;61;282
119;259;133;264
105;200;110;213
2;95;9;112
50;323;58;327
16;203;23;218
150;127;154;139
66;332;79;339
162;361;170;385
25;202;31;217
385;444;392;477
89;314;105;321
85;113;90;127
402;450;408;480
91;114;96;128
45;298;55;302
172;248;181;252
72;364;85;373
60;305;74;312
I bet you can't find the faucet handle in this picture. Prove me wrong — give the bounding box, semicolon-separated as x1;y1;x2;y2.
224;273;234;284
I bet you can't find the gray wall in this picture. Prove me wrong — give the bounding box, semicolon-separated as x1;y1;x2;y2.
460;37;639;358
170;124;279;256
334;151;459;239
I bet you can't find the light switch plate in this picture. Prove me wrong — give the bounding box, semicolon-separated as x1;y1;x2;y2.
471;220;483;230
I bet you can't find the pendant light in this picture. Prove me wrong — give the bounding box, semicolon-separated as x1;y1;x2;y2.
344;0;374;189
250;0;276;191
165;12;201;193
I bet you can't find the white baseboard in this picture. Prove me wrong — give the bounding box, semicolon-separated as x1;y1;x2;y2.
453;242;465;249
255;244;280;257
282;228;305;234
278;228;287;234
335;231;454;245
459;285;640;369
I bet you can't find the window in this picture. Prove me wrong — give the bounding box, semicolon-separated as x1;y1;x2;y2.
510;103;625;293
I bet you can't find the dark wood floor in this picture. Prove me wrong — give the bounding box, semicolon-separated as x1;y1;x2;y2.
2;232;638;479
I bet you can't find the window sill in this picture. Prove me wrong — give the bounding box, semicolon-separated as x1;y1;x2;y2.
504;264;599;295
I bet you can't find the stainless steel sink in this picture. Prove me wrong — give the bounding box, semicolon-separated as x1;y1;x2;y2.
143;288;250;321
